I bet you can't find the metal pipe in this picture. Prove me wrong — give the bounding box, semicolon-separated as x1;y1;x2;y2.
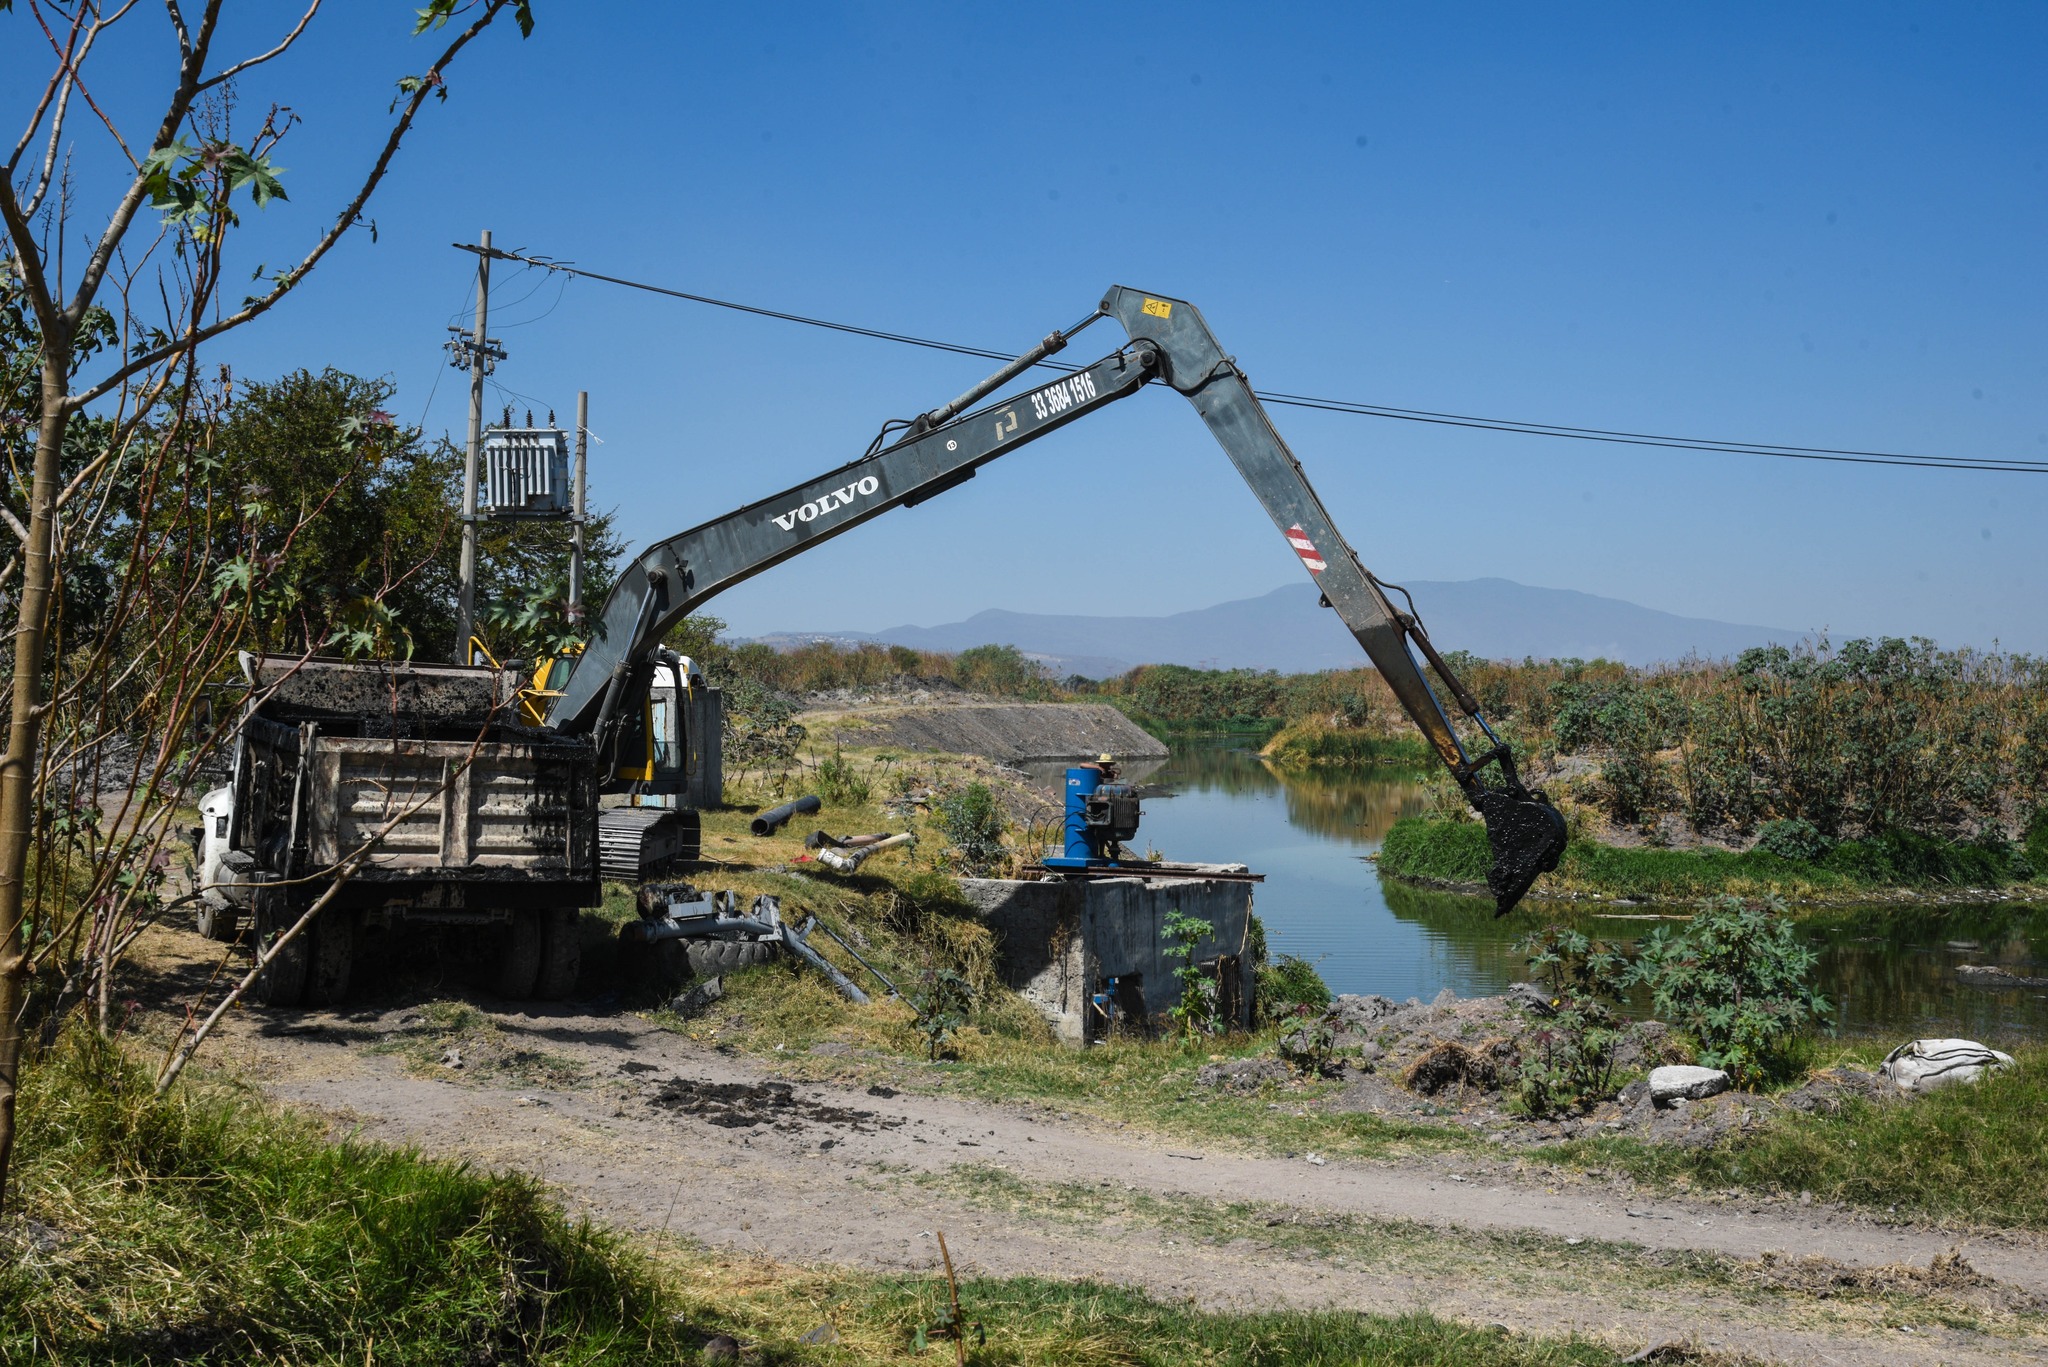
623;914;780;945
750;794;821;836
807;918;901;998
778;919;869;1004
817;830;914;872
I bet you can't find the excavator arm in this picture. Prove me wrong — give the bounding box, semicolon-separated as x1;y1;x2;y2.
546;288;1566;912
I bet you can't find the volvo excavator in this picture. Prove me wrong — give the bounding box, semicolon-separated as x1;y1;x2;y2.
541;284;1568;913
206;285;1567;1008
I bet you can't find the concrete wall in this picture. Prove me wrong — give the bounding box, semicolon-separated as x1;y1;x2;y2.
960;870;1254;1045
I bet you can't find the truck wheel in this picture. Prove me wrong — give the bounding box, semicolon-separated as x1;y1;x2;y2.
686;939;778;979
532;908;582;1001
250;880;309;1008
195;894;239;944
304;909;355;1007
493;908;543;1000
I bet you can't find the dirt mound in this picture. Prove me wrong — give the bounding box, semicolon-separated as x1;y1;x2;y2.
1746;1249;2048;1316
1196;1058;1292;1094
816;703;1166;764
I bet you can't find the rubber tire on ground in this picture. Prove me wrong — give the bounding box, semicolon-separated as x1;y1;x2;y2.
532;908;581;1001
622;928;690;992
195;895;238;944
493;907;543;1000
685;939;778;980
304;908;355;1007
250;877;309;1008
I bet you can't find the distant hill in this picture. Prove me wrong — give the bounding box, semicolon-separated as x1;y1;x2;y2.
754;578;1809;676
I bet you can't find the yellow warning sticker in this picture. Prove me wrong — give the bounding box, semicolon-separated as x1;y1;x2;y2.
1141;297;1173;319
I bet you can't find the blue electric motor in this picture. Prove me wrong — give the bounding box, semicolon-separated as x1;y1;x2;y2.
1043;757;1142;869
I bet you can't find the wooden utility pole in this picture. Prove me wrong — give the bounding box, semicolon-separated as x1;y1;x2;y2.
570;390;588;619
454;229;493;662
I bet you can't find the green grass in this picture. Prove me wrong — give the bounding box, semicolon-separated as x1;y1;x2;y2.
1377;816;2041;902
2;1031;692;1365
1260;721;1436;768
2;1034;1636;1366
1556;1047;2048;1230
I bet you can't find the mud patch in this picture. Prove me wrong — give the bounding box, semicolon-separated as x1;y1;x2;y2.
645;1077;907;1135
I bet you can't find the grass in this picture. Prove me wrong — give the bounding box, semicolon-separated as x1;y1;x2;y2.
915;1164;2045;1336
1260;721;1436;769
1;1032;1641;1366
1377;816;2043;903
1556;1046;2048;1230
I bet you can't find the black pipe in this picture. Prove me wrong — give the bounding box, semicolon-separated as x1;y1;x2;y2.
751;795;822;836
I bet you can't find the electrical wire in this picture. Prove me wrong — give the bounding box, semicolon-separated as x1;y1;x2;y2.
468;246;2048;476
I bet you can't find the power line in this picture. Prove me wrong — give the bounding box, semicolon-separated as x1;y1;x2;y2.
466;245;2048;476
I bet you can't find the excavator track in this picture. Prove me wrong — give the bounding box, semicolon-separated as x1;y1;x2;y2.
598;807;701;883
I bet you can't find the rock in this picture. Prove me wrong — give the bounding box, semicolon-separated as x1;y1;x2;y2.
1649;1065;1731;1106
1432;986;1459;1008
1196;1058;1291;1094
1502;981;1556;1017
700;1333;740;1364
671;976;724;1018
1881;1038;2016;1093
1956;964;2048;989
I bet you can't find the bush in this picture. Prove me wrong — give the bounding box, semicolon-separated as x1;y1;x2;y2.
1629;896;1832;1085
1509;925;1633;1117
1256;954;1331;1021
1756;818;1831;861
813;743;871;805
933;783;1007;876
1162;909;1220;1039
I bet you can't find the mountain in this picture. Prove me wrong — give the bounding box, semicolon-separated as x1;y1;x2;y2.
756;578;1809;676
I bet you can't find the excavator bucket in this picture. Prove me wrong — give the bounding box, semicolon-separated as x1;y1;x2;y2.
1473;788;1569;916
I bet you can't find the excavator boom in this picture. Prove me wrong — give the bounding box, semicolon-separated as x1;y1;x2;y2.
547;288;1566;912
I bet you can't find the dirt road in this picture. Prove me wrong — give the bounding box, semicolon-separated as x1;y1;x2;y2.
160;962;2047;1367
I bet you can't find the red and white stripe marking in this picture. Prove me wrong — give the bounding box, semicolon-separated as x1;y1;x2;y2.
1284;524;1327;573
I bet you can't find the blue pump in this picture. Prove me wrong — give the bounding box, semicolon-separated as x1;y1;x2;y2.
1043;759;1143;870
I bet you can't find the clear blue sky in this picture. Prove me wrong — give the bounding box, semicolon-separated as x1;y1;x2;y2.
14;3;2046;650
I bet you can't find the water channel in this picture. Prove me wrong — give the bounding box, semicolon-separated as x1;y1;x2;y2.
1080;735;2048;1046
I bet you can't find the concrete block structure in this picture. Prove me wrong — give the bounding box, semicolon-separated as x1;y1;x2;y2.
959;870;1255;1045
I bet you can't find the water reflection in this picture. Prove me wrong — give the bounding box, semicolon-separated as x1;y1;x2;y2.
1111;735;2048;1044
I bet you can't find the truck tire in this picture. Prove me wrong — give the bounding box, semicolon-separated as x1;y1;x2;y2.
250;879;309;1008
304;909;355;1007
685;939;779;979
532;908;581;1001
195;894;239;944
493;908;543;1000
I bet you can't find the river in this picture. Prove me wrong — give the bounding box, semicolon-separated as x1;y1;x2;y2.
1093;735;2048;1046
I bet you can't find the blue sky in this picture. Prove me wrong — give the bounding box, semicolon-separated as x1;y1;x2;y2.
12;2;2045;650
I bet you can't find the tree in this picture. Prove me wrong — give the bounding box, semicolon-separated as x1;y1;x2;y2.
0;0;537;1212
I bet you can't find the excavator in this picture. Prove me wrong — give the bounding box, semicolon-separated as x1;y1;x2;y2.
538;285;1567;914
208;285;1566;1009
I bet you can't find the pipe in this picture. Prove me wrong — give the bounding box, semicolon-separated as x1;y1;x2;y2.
817;831;915;872
779;918;869;1004
751;795;822;836
622;914;780;945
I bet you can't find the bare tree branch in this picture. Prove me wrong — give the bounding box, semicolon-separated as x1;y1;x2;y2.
67;0;510;411
26;0;141;171
196;0;322;93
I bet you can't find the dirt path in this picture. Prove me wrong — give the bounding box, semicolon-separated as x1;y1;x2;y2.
161;964;2048;1367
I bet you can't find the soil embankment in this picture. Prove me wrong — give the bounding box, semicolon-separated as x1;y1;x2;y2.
810;700;1165;764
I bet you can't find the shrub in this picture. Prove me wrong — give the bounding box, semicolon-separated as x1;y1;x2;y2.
1256;954;1331;1021
911;967;975;1061
813;743;871;805
1510;925;1633;1117
1162;909;1220;1039
1755;818;1832;861
1629;896;1832;1085
933;783;1007;876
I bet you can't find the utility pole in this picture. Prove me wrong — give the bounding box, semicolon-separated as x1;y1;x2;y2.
570;390;588;622
451;229;504;663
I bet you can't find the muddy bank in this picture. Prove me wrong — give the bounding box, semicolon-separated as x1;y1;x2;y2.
811;701;1166;764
